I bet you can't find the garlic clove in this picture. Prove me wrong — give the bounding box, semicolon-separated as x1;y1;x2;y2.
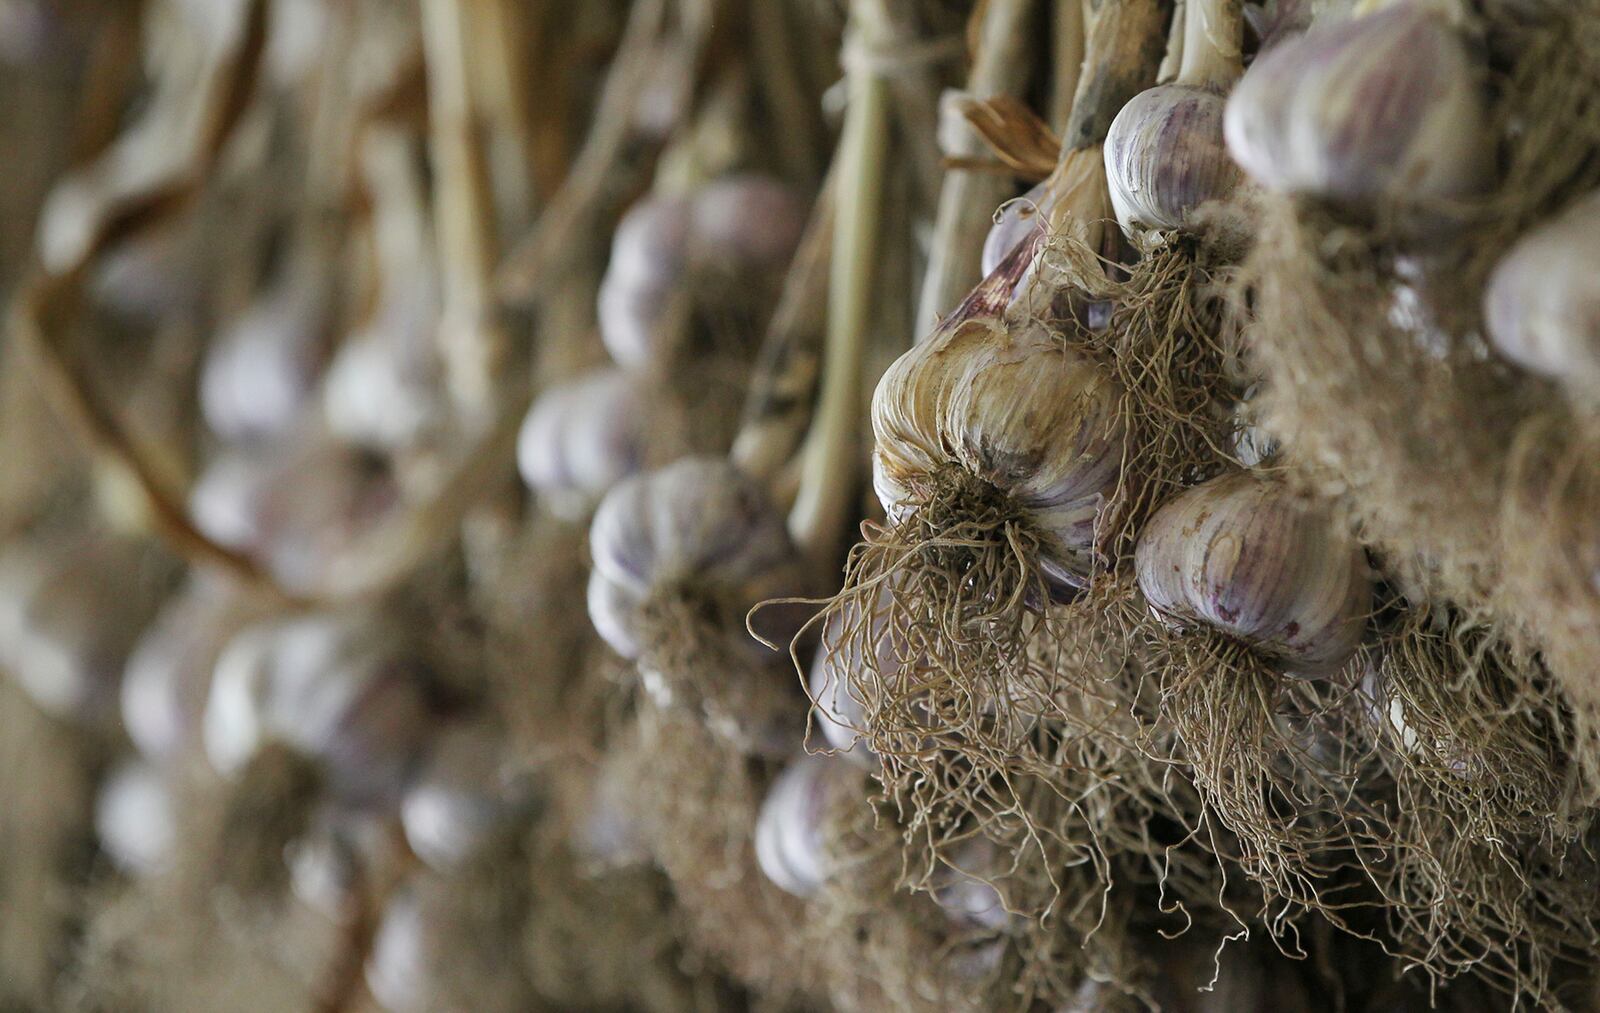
121;576;243;763
1105;84;1242;235
753;754;860;898
1483;190;1600;389
1223;1;1492;209
1135;471;1370;675
95;760;176;878
980;182;1052;278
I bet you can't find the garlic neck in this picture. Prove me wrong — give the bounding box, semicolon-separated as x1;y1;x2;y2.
1177;0;1243;90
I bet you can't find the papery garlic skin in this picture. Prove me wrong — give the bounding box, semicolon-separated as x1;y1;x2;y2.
1106;85;1241;234
1223;2;1491;208
401;721;517;872
0;534;162;724
95;761;176;877
873;318;1126;593
1135;471;1370;675
753;754;858;899
203;613;438;807
587;456;801;663
517;368;681;519
1483;191;1600;389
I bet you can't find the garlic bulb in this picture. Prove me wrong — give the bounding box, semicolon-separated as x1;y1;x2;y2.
981;183;1051;278
1483;190;1600;389
190;437;400;594
0;533;163;724
95;760;176;877
121;576;242;763
597;194;692;367
203;612;439;807
1223;1;1491;208
687;174;806;271
199;251;332;444
516;367;685;519
401;721;520;872
320;282;446;453
873;317;1127;594
1135;471;1370;676
753;754;860;898
931;838;1015;932
1105;0;1245;234
587;456;803;664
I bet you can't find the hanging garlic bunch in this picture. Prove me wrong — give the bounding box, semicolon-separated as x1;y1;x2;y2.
1104;0;1246;236
0;531;165;724
516;367;687;520
1223;0;1492;211
1483;189;1600;391
598;174;805;368
202;610;442;807
588;456;807;753
752;753;862;899
401;719;524;873
873;298;1127;596
189;435;400;594
1134;471;1370;675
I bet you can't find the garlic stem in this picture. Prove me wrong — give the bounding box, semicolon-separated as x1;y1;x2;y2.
1158;0;1187;84
1177;0;1243;89
420;0;505;425
913;0;1041;339
788;1;892;566
1049;0;1087;131
1061;0;1169;151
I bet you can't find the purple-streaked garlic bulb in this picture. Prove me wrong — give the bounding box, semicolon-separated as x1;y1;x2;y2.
1483;190;1600;390
873;316;1127;595
401;721;520;873
1224;0;1491;209
0;532;163;724
190;436;400;594
1105;0;1245;234
95;760;176;877
199;250;333;444
1135;471;1370;676
202;612;439;808
516;368;686;520
597;194;693;368
587;456;804;666
686;174;807;272
121;577;245;763
981;183;1051;278
753;754;861;898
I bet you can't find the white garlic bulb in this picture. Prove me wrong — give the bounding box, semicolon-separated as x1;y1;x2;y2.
203;612;439;807
199;252;332;444
1105;0;1245;235
753;754;860;898
189;437;400;594
931;837;1016;932
95;760;176;877
121;576;243;763
807;582;907;770
1135;471;1370;676
597;194;692;367
401;721;519;872
873;317;1127;595
1223;0;1491;209
320;280;446;454
0;533;162;724
687;174;806;271
587;456;803;664
1483;190;1600;389
516;367;685;519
